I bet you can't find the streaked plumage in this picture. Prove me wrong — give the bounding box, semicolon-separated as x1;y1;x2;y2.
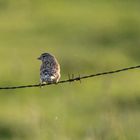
38;53;61;84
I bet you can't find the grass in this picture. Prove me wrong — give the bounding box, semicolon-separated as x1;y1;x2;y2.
0;0;140;140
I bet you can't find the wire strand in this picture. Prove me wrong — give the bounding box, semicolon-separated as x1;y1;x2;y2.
0;65;140;90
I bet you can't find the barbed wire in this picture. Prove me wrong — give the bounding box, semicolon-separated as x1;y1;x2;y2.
0;65;140;90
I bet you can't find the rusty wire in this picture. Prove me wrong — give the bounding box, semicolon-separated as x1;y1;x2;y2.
0;65;139;90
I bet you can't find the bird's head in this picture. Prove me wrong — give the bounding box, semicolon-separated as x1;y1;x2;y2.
38;53;53;62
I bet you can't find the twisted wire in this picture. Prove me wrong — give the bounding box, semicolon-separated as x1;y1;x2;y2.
0;65;140;90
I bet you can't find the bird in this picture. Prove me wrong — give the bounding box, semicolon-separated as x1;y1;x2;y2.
38;53;61;85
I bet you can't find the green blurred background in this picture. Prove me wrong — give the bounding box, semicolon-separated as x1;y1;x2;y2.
0;0;140;140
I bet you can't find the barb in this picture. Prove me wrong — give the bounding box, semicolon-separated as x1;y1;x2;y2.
0;65;140;90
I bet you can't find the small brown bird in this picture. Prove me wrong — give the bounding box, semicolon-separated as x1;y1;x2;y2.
38;53;61;84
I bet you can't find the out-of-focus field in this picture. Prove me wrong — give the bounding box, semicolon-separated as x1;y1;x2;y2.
0;0;140;140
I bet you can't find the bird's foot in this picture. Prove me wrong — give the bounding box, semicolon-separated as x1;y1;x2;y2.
39;83;43;88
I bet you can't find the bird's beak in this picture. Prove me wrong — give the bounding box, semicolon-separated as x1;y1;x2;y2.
37;57;41;60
